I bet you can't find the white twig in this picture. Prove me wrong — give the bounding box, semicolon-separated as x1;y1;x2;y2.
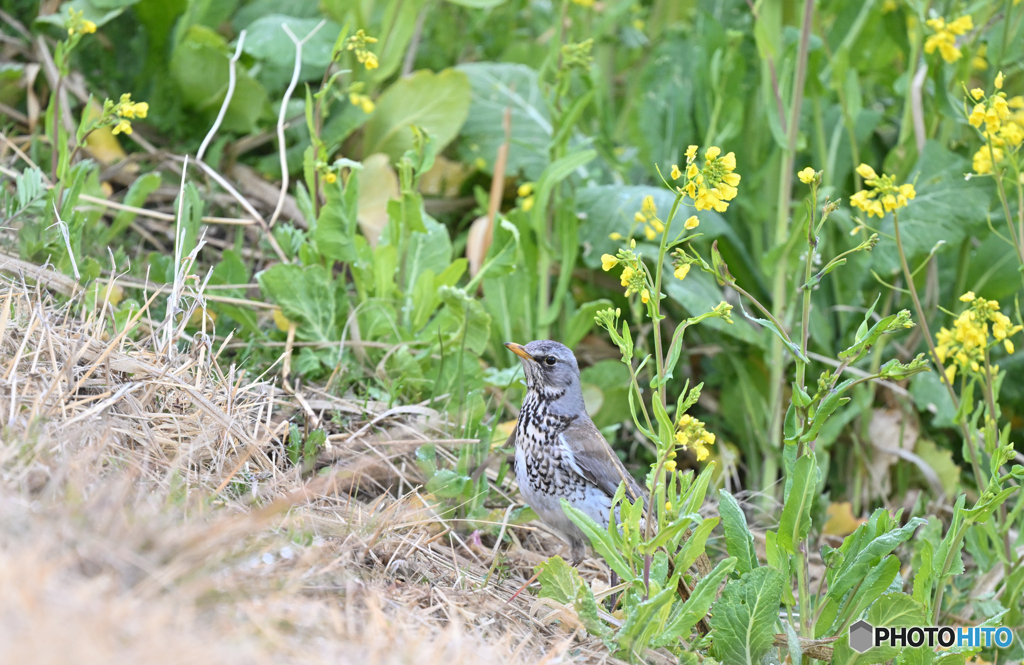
911;62;928;156
270;20;327;228
197;30;247;163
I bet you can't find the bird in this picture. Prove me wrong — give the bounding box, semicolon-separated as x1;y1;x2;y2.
505;339;646;564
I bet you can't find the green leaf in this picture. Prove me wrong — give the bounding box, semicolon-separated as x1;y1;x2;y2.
363;68;471;161
529;149;596;242
655;557;737;647
778;453;817;554
431;287;491;354
404;215;452;293
718;489;758;574
170;25;269;132
257;263;338;343
709;566;785;665
314;173;359;263
535;555;583;605
673;516;719;573
561;499;633;581
456;63;551;180
832;594;927;665
563;299;613;350
242;15;341;72
445;0;507;7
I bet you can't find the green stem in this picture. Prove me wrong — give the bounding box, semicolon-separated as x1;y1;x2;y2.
892;211;986;491
795;547;812;638
652;194;683;409
766;0;815;491
931;522;968;625
796;192;818;393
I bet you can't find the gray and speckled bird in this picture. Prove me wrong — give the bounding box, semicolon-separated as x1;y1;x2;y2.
505;340;646;564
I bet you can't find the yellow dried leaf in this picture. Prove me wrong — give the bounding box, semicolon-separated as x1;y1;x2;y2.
822;502;866;536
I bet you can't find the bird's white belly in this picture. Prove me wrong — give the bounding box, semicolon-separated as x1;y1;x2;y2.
515;446;612;539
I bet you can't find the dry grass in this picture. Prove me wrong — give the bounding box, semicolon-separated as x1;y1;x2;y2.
0;271;619;664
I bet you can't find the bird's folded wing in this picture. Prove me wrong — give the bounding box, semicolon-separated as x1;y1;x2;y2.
561;416;647;505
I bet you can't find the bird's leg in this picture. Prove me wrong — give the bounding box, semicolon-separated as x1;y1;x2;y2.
503;570;541;607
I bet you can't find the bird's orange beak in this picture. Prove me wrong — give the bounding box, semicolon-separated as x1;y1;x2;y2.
505;342;534;361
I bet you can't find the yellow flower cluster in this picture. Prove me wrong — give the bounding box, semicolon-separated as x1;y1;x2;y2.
849;164;916;218
673;413;715;462
670;145;741;212
924;15;973;64
967;74;1024;175
518;182;535;212
346;29;379;70
935;292;1022;383
107;93;148;135
349;93;375;114
66;8;96;37
634;195;664;240
601;243;650;303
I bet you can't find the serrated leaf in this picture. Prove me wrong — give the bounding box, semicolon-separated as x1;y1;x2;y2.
718;489;758;574
654;557;738;647
535;555;583;605
709;566;785;665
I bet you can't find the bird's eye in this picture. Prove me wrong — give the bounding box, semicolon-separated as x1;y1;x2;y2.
545;356;557;366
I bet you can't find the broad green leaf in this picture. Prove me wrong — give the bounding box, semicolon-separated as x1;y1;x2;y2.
718;489;758;574
431;287;491;355
257;263;338;343
709;566;785;665
456;63;551;180
404;215;452;293
170;25;269;132
363;68;471;160
535;555;583;605
242;15;341;71
778;453;817;554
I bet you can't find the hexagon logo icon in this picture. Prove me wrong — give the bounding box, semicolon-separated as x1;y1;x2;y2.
849;619;874;653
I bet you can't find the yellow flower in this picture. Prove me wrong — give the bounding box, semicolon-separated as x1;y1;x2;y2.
644;225;657;240
571;0;595;6
1006;340;1015;354
111;119;132;135
684;215;699;230
641;289;650;304
601;254;618;271
363;52;379;70
850;168;913;217
973;144;1004;175
971;88;985;100
346;29;379;70
609;232;623;240
855;163;878;181
517;182;534;197
665;501;673;511
946;15;973;34
798;167;816;184
674;263;691;281
349;93;375;114
642;195;657;217
664;460;677;473
973;43;989;70
924;16;971;63
651;217;665;233
969;103;986;127
995;71;1004;89
323;171;337;184
960;291;976;302
82;20;96;33
705;146;721;160
521;196;534;212
670;164;682;179
685;145;698;161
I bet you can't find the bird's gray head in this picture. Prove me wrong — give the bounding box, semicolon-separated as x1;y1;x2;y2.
505;340;583;405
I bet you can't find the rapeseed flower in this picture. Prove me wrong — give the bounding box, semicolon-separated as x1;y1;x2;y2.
633;195;664;240
798;167;817;185
679;146;741;212
849;164;916;218
924;15;973;63
66;8;96;37
349;93;375;114
935;292;1022;382
965;75;1022;175
602;243;649;300
346;29;379;70
674;413;715;462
